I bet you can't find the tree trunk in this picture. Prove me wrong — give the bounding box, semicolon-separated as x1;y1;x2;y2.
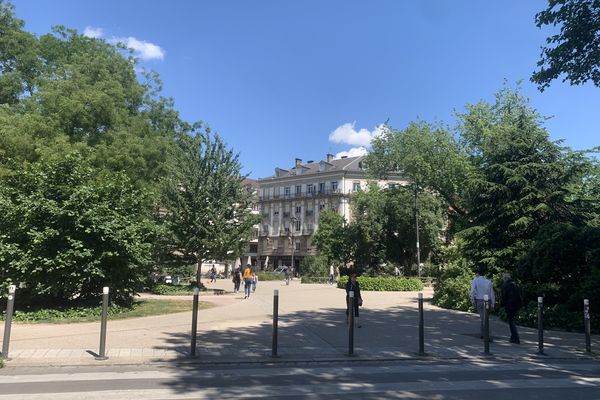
196;258;202;285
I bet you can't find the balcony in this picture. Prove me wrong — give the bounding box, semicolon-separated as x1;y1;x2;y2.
259;188;343;201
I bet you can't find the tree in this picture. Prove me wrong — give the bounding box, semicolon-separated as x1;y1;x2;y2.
311;209;352;267
532;0;600;90
457;87;593;276
0;154;157;306
157;128;259;282
369;122;472;219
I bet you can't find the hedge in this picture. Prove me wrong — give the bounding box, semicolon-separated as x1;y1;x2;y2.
257;272;284;281
150;283;207;295
337;276;424;291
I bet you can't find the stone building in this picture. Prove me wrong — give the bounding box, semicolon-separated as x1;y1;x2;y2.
257;154;406;273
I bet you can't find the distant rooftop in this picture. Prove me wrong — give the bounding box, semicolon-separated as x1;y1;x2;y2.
260;154;365;180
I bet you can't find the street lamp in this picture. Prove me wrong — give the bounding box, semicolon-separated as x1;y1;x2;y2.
414;184;421;278
290;216;298;276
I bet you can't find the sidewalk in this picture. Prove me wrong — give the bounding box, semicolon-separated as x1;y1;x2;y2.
1;279;598;367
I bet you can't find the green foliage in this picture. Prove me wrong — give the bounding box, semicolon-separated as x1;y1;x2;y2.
337;276;424;292
0;299;196;324
311;210;352;266
301;255;328;277
496;302;600;334
0;154;157;305
457;86;591;277
157;129;260;282
150;283;207;295
532;0;600;90
432;262;475;312
520;223;600;310
256;272;283;281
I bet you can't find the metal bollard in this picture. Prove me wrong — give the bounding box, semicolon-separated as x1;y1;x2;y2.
538;296;544;355
418;292;425;355
483;294;490;355
190;287;199;357
1;285;16;361
347;291;355;356
95;287;109;360
271;289;279;358
584;299;591;353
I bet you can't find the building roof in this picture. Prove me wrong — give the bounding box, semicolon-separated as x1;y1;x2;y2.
260;156;365;180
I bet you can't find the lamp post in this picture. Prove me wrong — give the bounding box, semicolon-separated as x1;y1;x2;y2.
290;216;298;276
414;184;421;278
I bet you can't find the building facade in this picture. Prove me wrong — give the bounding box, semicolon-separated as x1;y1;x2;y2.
257;154;406;273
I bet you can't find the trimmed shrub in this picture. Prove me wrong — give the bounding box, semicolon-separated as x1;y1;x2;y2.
150;283;206;295
337;276;424;291
256;272;285;281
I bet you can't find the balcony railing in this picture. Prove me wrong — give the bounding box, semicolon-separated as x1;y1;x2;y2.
259;188;342;201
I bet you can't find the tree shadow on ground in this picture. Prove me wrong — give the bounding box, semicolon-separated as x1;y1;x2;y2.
151;302;599;395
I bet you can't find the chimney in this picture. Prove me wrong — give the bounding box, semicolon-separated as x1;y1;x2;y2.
295;158;302;168
341;156;348;159
326;153;334;163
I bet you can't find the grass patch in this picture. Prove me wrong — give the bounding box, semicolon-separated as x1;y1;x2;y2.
6;299;213;324
150;283;207;295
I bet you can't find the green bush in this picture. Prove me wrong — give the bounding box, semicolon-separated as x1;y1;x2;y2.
301;276;330;284
337;276;424;291
432;264;474;312
3;303;127;323
256;272;283;281
495;302;599;334
150;283;206;295
301;255;328;277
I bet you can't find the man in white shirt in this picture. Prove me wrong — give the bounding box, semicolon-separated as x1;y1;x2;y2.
470;268;495;340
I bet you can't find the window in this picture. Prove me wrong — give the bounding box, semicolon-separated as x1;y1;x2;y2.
284;186;290;197
353;181;360;192
331;181;338;192
295;206;301;214
318;182;325;193
273;207;279;216
295;219;301;232
307;184;315;195
319;203;326;211
295;185;302;196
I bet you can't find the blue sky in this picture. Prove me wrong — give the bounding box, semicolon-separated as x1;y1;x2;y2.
12;0;599;179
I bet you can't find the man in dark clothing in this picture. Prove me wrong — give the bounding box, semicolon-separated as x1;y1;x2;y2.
501;273;522;344
345;273;363;328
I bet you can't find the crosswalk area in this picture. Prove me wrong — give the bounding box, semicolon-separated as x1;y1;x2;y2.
1;359;599;399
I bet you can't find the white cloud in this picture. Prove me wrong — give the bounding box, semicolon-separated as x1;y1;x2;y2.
117;36;165;61
335;147;368;159
82;26;165;61
328;122;384;146
83;26;103;38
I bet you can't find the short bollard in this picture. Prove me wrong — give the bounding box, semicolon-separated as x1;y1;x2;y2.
584;299;591;353
483;294;490;355
271;289;279;358
1;285;16;361
418;292;425;355
95;287;109;360
347;291;355;356
537;296;544;355
190;287;199;358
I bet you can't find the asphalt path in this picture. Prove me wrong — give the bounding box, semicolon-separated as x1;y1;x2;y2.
1;359;599;399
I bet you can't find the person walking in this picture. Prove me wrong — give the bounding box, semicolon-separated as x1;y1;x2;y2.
501;273;522;344
252;272;258;293
470;268;495;340
210;266;217;283
242;264;253;299
394;266;400;277
345;272;363;328
329;265;335;285
232;267;241;293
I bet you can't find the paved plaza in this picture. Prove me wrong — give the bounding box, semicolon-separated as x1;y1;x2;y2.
1;279;597;366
